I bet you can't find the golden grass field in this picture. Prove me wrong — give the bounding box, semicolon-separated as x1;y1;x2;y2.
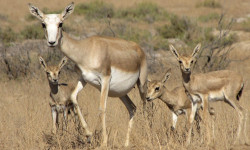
0;0;250;149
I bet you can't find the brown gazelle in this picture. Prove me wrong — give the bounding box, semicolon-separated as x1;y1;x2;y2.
146;68;214;130
39;56;92;137
169;44;247;145
29;2;147;147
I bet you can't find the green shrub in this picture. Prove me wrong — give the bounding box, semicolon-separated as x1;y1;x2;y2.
74;1;114;20
116;2;169;23
196;0;221;8
198;13;220;22
157;15;193;39
0;27;17;46
21;24;44;39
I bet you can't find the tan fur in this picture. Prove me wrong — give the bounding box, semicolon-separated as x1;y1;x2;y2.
39;56;91;136
170;44;247;146
146;69;214;129
29;2;147;147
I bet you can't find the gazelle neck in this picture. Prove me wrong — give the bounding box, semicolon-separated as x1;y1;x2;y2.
181;71;191;84
49;82;59;94
159;87;172;103
58;31;87;64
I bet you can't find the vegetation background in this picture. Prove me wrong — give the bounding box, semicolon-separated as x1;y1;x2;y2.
0;0;250;149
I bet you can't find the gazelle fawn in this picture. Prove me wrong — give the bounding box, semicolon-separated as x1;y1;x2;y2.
146;68;214;130
169;44;247;145
39;56;92;137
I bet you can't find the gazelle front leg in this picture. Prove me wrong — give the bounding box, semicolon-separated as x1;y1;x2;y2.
172;112;178;130
99;75;111;147
201;94;212;145
51;105;58;134
71;80;92;137
186;102;198;145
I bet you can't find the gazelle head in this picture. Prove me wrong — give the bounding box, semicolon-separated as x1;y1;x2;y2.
146;69;171;101
169;44;201;74
39;56;68;85
28;2;74;47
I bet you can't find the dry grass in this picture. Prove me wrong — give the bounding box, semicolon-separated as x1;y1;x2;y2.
0;0;250;150
0;65;249;149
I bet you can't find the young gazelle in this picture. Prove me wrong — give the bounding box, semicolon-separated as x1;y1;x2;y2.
39;56;92;137
29;2;147;147
146;68;214;130
169;44;247;145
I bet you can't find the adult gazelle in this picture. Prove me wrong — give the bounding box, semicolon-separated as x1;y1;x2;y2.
29;2;147;147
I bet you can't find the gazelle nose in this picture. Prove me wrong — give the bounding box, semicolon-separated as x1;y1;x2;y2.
53;79;58;82
49;41;55;45
185;68;190;72
146;97;150;101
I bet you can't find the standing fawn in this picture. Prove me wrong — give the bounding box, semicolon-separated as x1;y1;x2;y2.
169;44;247;146
146;68;214;130
39;56;92;137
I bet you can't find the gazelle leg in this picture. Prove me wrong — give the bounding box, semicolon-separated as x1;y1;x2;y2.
71;79;92;137
201;94;212;145
186;102;198;145
51;106;57;134
225;96;246;145
172;112;178;130
63;106;68;131
99;76;111;147
120;95;137;147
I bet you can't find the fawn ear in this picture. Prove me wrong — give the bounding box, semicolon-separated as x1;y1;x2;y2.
169;45;180;60
59;56;68;70
61;2;74;20
39;56;47;71
162;68;171;83
28;3;44;21
191;43;201;58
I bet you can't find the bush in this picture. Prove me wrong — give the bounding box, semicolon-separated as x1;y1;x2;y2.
21;24;44;39
116;2;169;23
74;1;114;20
196;0;221;8
157;15;193;39
198;13;220;22
0;27;18;46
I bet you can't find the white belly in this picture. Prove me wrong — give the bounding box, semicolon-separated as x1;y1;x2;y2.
80;67;139;97
208;91;225;102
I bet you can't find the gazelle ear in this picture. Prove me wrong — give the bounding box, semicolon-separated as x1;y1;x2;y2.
59;56;68;70
162;68;171;83
28;3;44;21
61;2;74;20
191;43;201;58
169;45;180;60
39;56;47;71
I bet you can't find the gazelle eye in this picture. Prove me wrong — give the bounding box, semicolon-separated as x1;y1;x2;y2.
179;60;182;64
155;87;160;92
58;71;61;75
59;23;63;28
42;23;46;28
190;60;194;64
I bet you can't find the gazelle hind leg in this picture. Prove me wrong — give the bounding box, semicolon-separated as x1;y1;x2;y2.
71;80;92;137
120;95;137;147
224;96;245;145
